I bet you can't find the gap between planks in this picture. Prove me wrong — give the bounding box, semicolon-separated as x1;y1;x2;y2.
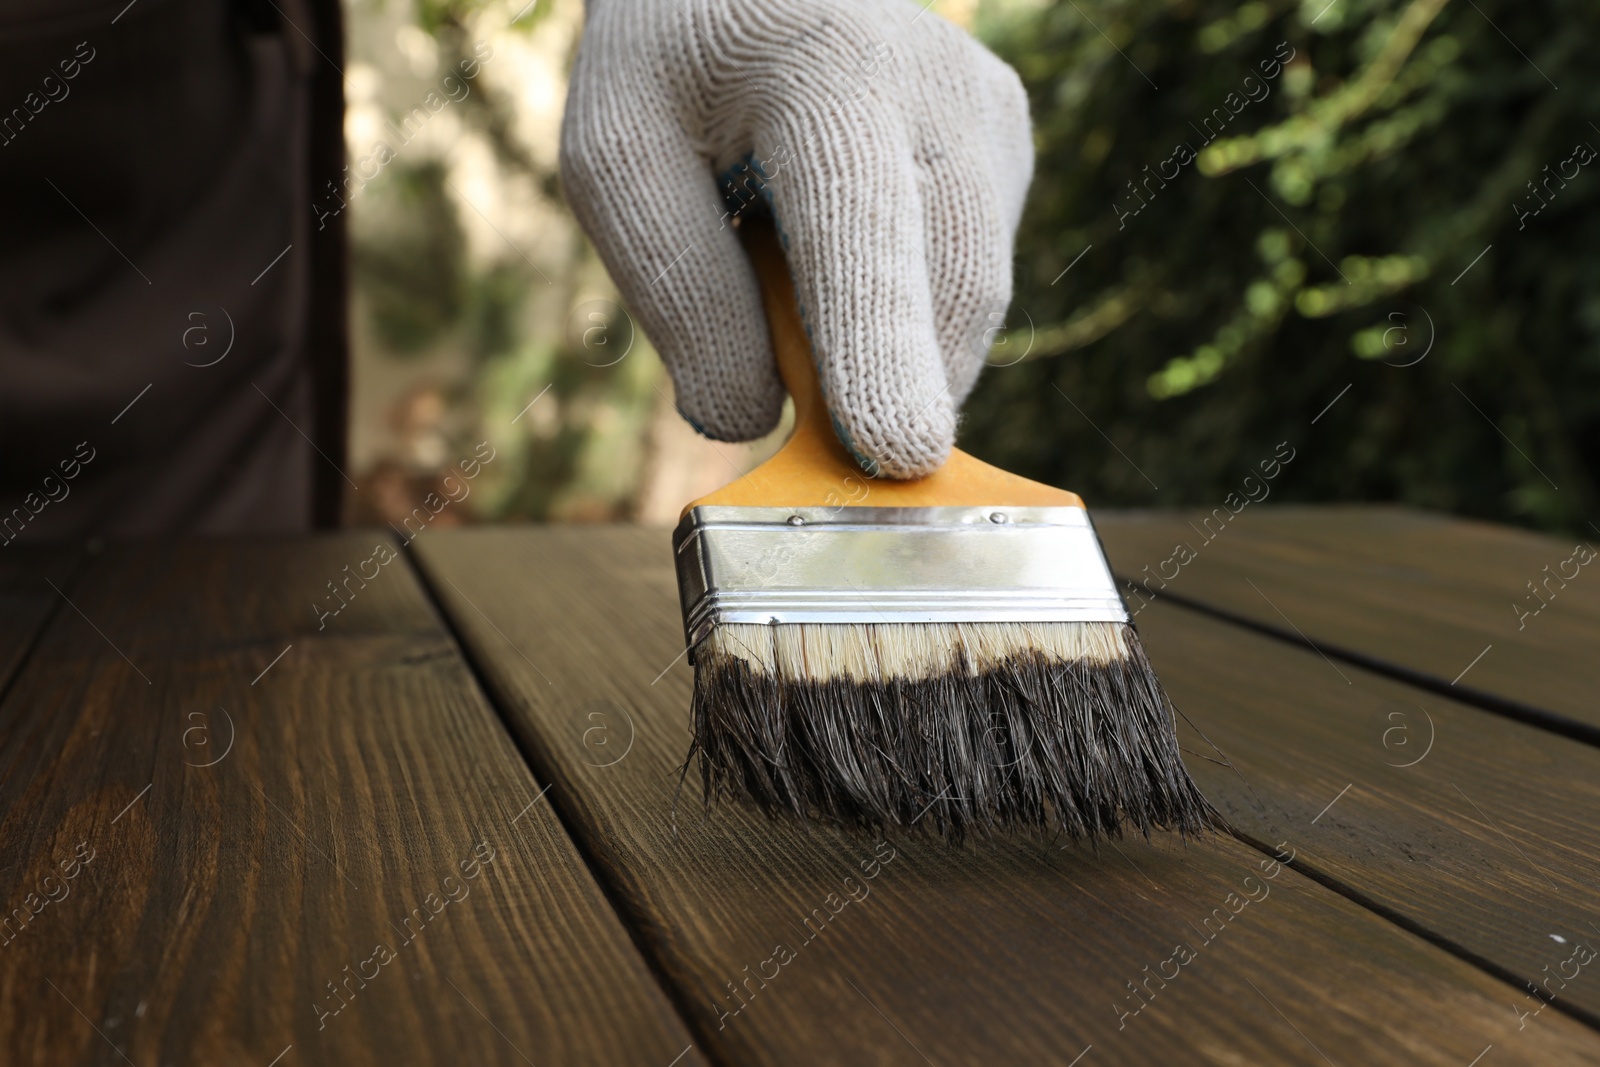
398;541;728;1067
1219;825;1600;1034
413;526;1600;1062
1116;577;1600;749
0;550;88;714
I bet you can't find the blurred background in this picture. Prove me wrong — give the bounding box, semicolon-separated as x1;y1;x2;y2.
341;0;1598;535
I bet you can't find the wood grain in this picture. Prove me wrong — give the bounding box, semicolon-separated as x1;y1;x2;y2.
0;535;703;1067
1131;597;1600;1022
415;525;1600;1066
1095;505;1600;734
0;547;79;696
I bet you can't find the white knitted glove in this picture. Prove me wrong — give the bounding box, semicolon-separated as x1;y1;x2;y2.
560;0;1033;478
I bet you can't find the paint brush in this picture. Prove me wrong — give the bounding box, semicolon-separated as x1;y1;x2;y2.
673;219;1217;841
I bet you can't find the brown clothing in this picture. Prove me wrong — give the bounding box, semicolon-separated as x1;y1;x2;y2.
0;0;346;543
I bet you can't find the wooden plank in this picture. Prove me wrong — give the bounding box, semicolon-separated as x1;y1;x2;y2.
0;536;703;1067
0;547;79;695
414;526;1600;1066
1095;505;1600;735
1130;596;1600;1023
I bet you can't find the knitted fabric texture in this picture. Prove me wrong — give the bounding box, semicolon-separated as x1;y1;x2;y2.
560;0;1034;477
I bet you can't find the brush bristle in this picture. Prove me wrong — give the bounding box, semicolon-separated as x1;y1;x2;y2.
686;621;1219;842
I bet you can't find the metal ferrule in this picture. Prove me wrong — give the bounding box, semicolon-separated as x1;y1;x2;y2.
672;505;1129;652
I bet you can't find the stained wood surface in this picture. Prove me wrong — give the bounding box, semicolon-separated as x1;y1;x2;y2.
0;536;702;1067
1133;598;1600;1023
415;526;1600;1066
0;547;78;695
1095;506;1600;734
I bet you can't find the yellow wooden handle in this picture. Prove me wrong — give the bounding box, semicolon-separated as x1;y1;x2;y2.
683;218;1084;516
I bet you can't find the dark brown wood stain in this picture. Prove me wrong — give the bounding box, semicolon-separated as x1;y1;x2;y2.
0;535;703;1067
0;546;78;695
1133;597;1600;1021
415;525;1600;1066
1097;505;1600;731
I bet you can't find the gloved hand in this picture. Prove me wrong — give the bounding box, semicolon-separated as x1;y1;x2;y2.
560;0;1033;478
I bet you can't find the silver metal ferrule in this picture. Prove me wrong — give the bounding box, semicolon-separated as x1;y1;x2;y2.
672;505;1129;651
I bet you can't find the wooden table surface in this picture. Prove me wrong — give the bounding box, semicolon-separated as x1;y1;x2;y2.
2;506;1596;1065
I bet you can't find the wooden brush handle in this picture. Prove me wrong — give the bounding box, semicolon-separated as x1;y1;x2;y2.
759;227;837;467
683;218;1084;514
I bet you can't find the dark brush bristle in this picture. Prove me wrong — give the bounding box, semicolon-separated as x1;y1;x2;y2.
684;622;1220;843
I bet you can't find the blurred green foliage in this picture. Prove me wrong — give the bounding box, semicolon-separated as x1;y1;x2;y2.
962;0;1600;533
413;0;553;34
354;161;466;354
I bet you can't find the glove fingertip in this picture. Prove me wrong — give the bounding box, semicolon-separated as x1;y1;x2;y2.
828;393;956;480
666;349;786;444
